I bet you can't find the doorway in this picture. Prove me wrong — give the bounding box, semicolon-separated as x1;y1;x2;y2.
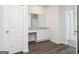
65;9;77;48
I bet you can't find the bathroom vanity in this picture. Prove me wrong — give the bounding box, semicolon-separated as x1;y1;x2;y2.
28;28;50;42
28;6;50;42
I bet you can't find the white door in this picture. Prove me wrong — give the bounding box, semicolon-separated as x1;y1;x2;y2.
3;6;24;53
65;9;77;48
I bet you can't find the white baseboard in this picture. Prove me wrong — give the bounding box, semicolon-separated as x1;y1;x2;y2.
35;39;49;42
49;39;61;44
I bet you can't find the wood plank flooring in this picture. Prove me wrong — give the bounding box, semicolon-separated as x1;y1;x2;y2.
0;40;76;54
27;40;76;54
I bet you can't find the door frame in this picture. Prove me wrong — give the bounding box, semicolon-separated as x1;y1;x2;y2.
65;9;74;44
65;8;77;49
2;5;29;53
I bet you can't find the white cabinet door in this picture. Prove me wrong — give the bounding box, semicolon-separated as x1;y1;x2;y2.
36;29;50;42
3;6;24;53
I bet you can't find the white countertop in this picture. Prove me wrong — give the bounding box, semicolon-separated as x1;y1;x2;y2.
28;27;50;33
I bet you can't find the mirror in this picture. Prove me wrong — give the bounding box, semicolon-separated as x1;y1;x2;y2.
31;14;39;29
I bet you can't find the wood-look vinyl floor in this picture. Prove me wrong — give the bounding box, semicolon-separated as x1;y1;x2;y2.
27;40;76;54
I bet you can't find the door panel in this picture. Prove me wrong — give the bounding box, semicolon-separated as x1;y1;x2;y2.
4;6;24;53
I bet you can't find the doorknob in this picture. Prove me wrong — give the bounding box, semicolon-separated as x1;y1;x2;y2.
74;31;77;32
6;31;9;33
74;31;78;33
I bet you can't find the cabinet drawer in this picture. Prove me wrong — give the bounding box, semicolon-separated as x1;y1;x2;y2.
37;30;50;41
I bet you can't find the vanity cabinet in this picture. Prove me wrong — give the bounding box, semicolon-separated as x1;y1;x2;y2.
28;28;50;42
36;29;50;42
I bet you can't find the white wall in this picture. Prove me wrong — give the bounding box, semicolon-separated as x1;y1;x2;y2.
29;5;44;15
45;6;60;43
59;5;76;44
0;6;3;51
45;5;76;44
